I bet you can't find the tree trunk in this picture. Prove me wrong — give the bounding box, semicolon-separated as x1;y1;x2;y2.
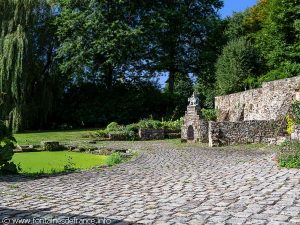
168;69;175;93
106;64;113;90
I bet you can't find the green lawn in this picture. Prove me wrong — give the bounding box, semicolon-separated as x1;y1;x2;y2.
12;151;109;174
14;129;97;145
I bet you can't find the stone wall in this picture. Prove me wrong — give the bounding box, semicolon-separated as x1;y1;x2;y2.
139;129;165;140
109;133;128;141
291;125;300;141
215;76;300;122
208;120;286;147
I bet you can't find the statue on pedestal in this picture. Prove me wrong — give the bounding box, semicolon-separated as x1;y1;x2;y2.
188;92;199;107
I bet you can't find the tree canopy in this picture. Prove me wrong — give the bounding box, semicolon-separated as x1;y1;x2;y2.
0;0;299;131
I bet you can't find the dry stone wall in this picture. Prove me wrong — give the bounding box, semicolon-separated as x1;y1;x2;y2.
208;120;286;147
291;125;300;141
139;129;165;140
215;76;300;122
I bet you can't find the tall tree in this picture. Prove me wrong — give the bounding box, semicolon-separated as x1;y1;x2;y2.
255;0;300;80
216;37;262;95
0;0;61;132
55;0;144;89
142;0;223;93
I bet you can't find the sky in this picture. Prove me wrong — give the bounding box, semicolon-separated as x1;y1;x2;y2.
219;0;257;18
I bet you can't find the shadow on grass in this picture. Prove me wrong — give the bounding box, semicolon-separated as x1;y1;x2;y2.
0;207;142;224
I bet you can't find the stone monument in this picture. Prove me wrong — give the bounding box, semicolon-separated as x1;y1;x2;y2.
181;92;208;142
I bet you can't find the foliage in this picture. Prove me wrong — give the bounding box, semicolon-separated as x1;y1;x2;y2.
106;122;122;132
216;37;263;95
56;81;176;127
224;12;248;40
292;101;300;125
96;121;139;140
109;129;138;141
95;118;182;140
140;0;223;93
63;156;76;172
54;0;143;89
170;73;194;119
278;141;300;168
13;151;109;175
162;119;183;131
106;152;123;167
202;109;217;121
254;0;300;81
286;115;295;135
0;0;62;132
0;122;18;174
95;129;109;139
137;119;163;130
124;123;140;134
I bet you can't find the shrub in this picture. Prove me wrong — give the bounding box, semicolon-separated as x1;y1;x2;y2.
106;122;122;132
125;123;139;133
162;118;183;131
138;119;163;129
202;109;217;121
110;128;138;141
63;156;76;172
278;140;300;168
286;115;295;135
95;129;109;138
0;122;18;175
106;152;123;166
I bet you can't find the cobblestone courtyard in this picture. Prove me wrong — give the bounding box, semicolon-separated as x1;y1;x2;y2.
1;141;300;225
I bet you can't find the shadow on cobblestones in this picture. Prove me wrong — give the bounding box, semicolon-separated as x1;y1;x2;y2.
0;172;80;183
0;207;142;225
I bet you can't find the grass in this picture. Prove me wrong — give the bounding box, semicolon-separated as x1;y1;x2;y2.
12;151;109;174
278;140;300;168
14;129;97;145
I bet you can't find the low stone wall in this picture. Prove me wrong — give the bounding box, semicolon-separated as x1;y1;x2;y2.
165;129;181;139
209;120;286;147
109;133;128;141
139;129;165;140
291;125;300;140
199;121;209;143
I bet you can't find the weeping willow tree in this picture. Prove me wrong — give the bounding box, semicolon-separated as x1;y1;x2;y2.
0;0;60;132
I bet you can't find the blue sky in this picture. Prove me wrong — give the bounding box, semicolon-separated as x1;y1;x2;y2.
219;0;257;18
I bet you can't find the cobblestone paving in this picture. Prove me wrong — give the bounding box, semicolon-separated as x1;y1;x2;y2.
1;141;300;225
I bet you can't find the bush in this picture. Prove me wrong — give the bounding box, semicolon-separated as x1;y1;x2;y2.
286;115;295;135
106;152;123;166
278;140;300;168
110;128;138;141
106;122;122;132
138;119;163;129
202;109;217;121
0;122;18;175
125;123;140;133
162;118;183;131
95;129;109;138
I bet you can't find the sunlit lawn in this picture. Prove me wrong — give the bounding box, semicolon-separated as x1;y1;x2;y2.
14;129;97;145
12;151;109;174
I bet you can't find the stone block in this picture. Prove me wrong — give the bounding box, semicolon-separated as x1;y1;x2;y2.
138;129;164;140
